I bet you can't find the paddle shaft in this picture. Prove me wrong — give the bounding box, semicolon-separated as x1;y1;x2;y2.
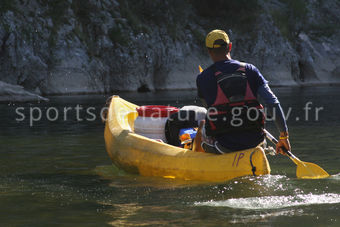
264;129;301;163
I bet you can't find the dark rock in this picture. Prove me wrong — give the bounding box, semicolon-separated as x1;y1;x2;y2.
137;84;151;93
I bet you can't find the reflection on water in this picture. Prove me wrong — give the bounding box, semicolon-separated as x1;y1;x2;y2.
0;87;339;226
227;209;308;225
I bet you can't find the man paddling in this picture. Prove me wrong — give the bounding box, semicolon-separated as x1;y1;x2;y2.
196;29;290;155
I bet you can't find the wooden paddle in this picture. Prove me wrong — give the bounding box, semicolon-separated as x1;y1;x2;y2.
192;121;205;153
264;129;329;179
192;65;206;152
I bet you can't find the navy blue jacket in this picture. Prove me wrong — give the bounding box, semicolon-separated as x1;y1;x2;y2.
196;59;287;151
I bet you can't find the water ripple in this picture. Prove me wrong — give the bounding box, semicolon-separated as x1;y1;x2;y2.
194;193;340;210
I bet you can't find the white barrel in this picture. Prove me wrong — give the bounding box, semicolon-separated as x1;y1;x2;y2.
134;105;179;142
134;116;168;142
180;105;207;123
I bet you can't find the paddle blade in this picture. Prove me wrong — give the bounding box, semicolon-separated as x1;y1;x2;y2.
199;65;203;73
296;161;330;179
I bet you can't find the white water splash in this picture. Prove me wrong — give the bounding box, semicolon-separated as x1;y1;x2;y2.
330;173;340;180
195;193;340;210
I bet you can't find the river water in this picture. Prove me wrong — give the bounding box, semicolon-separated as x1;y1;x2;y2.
0;87;339;226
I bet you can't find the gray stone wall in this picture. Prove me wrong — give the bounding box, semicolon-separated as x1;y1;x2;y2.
0;0;339;100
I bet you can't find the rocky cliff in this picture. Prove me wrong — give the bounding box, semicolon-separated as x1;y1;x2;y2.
0;0;339;100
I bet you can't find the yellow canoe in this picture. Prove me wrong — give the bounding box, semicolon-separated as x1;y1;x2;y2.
104;96;271;182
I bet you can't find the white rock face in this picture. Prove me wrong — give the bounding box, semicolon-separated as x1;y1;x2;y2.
0;81;49;102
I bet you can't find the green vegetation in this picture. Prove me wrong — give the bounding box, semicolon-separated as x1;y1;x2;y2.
72;25;85;43
280;0;308;20
167;24;178;41
108;26;129;46
115;0;191;40
116;0;167;34
119;2;142;33
308;23;339;40
45;0;69;27
117;0;166;26
1;22;11;33
39;0;70;48
271;0;308;42
71;0;105;55
191;29;205;45
272;0;338;42
21;26;33;42
4;0;335;54
189;0;261;33
0;0;15;14
71;0;93;26
271;9;290;40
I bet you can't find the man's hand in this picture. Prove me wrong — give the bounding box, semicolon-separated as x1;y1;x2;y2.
276;132;291;155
